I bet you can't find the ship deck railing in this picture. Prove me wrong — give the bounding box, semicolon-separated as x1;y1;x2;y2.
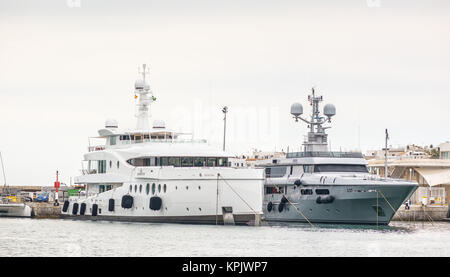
286;151;364;159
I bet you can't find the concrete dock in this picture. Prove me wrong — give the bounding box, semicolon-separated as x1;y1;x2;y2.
27;202;61;218
392;205;449;222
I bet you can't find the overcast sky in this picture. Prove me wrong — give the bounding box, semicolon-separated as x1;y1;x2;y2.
1;0;449;186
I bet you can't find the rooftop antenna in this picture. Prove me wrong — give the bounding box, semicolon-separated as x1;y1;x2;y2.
0;151;7;193
134;64;155;130
290;87;336;152
384;129;389;178
222;106;228;151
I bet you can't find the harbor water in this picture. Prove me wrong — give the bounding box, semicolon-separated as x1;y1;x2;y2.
0;218;449;257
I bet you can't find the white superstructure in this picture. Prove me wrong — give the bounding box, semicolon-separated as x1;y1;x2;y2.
61;65;264;225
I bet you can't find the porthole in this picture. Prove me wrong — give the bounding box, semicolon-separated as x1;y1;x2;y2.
199;207;202;211
152;183;156;195
198;186;201;190
158;184;161;193
186;207;189;211
175;186;178;190
129;185;132;192
109;161;112;168
134;185;137;193
117;161;120;168
186;186;189;190
163;184;167;193
146;183;150;195
139;184;142;193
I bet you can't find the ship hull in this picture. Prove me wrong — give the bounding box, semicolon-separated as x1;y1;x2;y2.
263;184;418;225
60;213;259;225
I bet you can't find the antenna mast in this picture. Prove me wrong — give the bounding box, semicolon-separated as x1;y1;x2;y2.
0;151;7;189
290;88;336;152
134;64;155;130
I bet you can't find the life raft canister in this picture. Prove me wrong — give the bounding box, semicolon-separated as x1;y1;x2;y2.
92;204;98;216
108;198;115;212
267;202;273;212
121;195;133;209
80;203;86;215
72;203;79;215
149;196;162;211
62;200;69;212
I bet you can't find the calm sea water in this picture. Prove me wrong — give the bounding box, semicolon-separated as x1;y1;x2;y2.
0;218;448;257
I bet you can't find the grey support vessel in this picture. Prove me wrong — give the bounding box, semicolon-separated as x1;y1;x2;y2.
257;89;418;225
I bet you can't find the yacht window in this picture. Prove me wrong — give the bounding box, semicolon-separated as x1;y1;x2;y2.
194;157;205;167
134;185;137;193
314;164;368;173
129;185;132;192
181;157;193;167
265;186;280;194
158;184;161;193
301;189;313;195
97;160;107;174
290;166;293;175
109;161;112;168
206;158;216;167
217;157;228;167
99;185;105;193
163;184;167;193
265;167;286;178
303;165;314;173
315;189;329;195
110;136;117;145
160;157;169;166
168;157;180;167
152;183;156;195
117;161;120;169
146;183;150;195
139;184;142;193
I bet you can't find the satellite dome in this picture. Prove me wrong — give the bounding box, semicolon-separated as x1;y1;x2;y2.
134;79;145;90
153;120;166;129
324;104;336;117
290;103;303;117
105;118;118;129
144;83;150;90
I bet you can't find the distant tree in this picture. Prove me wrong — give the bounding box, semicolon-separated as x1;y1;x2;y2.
431;148;440;159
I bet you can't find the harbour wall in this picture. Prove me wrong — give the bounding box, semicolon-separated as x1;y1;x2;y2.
392;205;449;222
27;202;61;218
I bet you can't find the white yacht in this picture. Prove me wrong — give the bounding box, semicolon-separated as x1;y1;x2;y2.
61;65;264;225
256;88;418;225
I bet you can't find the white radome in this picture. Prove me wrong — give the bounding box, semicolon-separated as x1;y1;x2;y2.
323;103;336;117
134;79;145;90
152;119;166;129
290;103;303;117
105;118;118;128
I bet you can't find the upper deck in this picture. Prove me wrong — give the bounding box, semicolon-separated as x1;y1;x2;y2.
286;151;364;159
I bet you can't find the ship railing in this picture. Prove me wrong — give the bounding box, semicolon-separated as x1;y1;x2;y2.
88;145;105;152
286;151;364;158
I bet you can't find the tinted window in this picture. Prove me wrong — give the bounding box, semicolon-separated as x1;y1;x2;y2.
301;189;313;195
265;167;286;178
315;189;329;195
168;157;180;167
181;157;193;167
194;157;205;167
314;164;368;173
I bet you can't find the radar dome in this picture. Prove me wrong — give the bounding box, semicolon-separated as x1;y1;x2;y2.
135;79;145;90
324;104;336;117
105;118;118;129
153;120;166;129
290;103;303;117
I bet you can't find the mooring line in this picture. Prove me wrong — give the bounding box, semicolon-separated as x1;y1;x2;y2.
217;174;270;227
377;189;404;222
272;184;315;228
